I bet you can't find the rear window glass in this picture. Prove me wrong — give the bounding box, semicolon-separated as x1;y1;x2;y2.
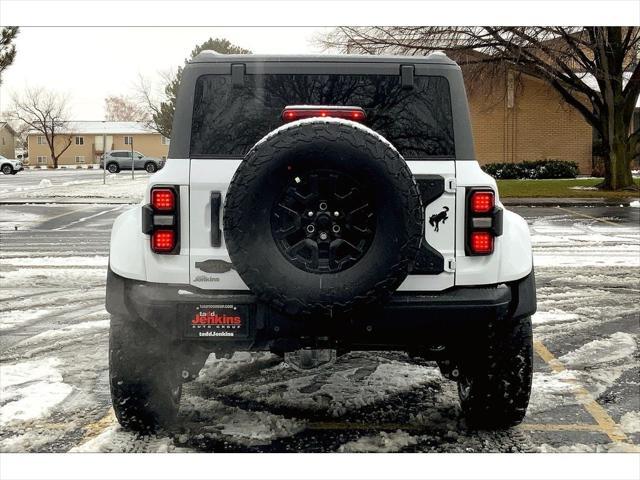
190;73;455;159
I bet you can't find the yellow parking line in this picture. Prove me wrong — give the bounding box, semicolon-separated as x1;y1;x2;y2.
555;206;621;227
306;421;607;434
517;423;604;432
533;340;628;443
307;421;422;431
77;408;116;444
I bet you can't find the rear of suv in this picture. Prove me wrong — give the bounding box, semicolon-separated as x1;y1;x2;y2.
106;52;536;432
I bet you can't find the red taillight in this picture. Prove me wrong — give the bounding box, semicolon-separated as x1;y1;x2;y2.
470;191;494;214
152;230;175;252
281;106;366;123
470;231;494;254
146;186;179;254
151;188;175;211
466;189;499;256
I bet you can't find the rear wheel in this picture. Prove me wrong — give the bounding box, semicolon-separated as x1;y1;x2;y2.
109;314;182;433
1;164;13;175
145;162;157;173
106;162;119;174
456;315;533;429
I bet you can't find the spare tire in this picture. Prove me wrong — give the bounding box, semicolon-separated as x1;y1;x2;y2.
223;119;424;316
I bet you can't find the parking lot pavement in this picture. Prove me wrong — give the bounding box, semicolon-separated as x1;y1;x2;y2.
0;168;105;191
0;203;638;453
0;168;150;203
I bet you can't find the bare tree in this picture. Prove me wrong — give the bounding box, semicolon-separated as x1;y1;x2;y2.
9;87;74;168
104;95;150;122
322;27;640;190
135;72;173;138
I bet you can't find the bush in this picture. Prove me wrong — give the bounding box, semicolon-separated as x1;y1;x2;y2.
482;160;579;179
483;163;526;179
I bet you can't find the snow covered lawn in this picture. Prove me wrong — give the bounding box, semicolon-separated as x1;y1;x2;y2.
0;172;147;202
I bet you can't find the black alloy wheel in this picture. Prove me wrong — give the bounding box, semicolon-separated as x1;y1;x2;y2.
271;169;375;273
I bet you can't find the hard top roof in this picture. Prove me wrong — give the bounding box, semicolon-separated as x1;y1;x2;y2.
190;51;457;66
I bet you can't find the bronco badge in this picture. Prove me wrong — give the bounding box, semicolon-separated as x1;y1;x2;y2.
429;206;449;232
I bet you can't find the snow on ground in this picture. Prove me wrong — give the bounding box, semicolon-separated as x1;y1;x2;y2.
14;319;110;349
619;411;640;434
1;266;107;289
531;222;640;267
0;255;108;267
337;430;419;452
0;173;147;201
537;442;640;453
0;309;51;332
560;332;637;368
0;204;638;453
0;358;73;426
179;397;306;446
23;176;147;201
0;210;49;231
70;426;184;453
210;354;443;417
532;310;581;325
631;200;640;208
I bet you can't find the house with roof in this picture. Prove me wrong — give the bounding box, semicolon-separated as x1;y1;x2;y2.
0;122;17;159
26;121;170;167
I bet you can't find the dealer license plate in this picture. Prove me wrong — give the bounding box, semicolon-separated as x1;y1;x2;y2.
182;303;249;339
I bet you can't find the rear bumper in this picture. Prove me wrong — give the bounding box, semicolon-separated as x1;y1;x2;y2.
106;268;536;354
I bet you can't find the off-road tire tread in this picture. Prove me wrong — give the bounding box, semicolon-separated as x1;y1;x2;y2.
457;315;533;429
223;122;424;316
109;314;182;433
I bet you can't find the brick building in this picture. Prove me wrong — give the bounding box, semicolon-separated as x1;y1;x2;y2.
26;121;169;167
463;68;640;175
464;69;593;173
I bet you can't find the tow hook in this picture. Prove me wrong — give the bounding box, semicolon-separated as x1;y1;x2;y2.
436;360;460;381
285;348;337;371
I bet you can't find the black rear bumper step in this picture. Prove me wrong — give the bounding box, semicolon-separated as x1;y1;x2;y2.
106;268;536;353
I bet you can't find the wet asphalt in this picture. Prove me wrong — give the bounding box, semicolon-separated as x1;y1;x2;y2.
0;194;638;452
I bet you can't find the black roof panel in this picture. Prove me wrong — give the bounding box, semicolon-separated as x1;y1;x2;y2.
190;51;457;66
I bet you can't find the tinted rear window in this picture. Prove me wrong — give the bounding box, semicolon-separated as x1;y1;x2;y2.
190;73;454;159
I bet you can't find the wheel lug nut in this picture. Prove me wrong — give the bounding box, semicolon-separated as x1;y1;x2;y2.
319;202;328;211
332;224;340;233
306;224;315;233
319;232;328;240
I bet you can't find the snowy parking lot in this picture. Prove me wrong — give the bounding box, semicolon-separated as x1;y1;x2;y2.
0;171;638;453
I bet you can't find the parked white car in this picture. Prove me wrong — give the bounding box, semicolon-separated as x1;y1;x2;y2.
0;155;24;175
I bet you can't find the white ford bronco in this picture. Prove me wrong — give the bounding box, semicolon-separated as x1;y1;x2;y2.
106;52;536;432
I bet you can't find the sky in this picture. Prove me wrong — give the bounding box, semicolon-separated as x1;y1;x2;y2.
0;27;329;120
